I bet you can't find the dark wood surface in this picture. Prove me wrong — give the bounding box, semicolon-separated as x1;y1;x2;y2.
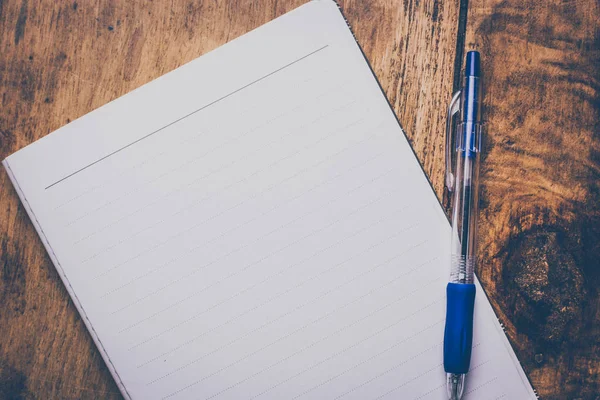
465;1;600;398
0;0;597;399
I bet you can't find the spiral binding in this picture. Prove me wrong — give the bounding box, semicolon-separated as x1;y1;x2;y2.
497;318;540;399
333;0;359;43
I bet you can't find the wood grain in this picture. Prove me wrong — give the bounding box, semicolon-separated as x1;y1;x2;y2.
465;0;600;399
0;0;460;398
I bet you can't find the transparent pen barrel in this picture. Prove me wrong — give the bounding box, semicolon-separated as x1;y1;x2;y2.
450;255;475;284
450;122;481;284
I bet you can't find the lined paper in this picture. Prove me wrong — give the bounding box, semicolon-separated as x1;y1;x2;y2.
3;1;536;399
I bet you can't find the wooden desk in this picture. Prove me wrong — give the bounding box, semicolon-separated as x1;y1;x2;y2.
0;1;597;398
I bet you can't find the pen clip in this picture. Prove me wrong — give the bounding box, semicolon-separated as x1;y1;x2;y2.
445;90;461;192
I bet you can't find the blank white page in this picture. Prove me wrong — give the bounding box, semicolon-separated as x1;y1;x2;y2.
3;1;536;399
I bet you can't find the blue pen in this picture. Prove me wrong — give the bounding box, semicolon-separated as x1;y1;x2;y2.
443;51;482;400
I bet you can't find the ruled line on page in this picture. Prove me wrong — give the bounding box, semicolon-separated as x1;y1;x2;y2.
106;160;396;312
161;287;444;399
73;95;357;250
409;381;445;400
112;189;404;318
409;352;487;400
66;79;350;231
92;115;368;281
111;157;395;319
117;167;412;334
269;324;445;400
330;340;444;400
199;296;445;400
463;376;500;398
52;69;333;211
130;223;428;365
124;199;412;350
137;237;428;371
67;86;351;230
95;123;382;300
44;44;329;190
372;364;443;400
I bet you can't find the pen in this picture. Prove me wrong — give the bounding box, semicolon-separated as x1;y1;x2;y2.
443;51;482;400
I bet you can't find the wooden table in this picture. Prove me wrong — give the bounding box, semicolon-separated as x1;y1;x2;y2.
0;1;598;399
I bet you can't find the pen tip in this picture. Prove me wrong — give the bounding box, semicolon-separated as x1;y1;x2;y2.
465;51;480;78
446;373;465;400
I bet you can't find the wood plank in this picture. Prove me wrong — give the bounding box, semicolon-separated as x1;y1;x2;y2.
464;0;600;399
0;0;460;398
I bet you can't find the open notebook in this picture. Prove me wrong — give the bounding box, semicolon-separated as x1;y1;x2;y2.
3;1;536;399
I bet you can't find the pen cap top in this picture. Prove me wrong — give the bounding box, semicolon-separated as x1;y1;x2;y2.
465;51;480;78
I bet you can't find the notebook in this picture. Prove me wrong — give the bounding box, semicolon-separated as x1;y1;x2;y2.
3;1;537;399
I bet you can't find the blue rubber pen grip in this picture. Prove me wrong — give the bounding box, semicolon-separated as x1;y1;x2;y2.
443;283;476;374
